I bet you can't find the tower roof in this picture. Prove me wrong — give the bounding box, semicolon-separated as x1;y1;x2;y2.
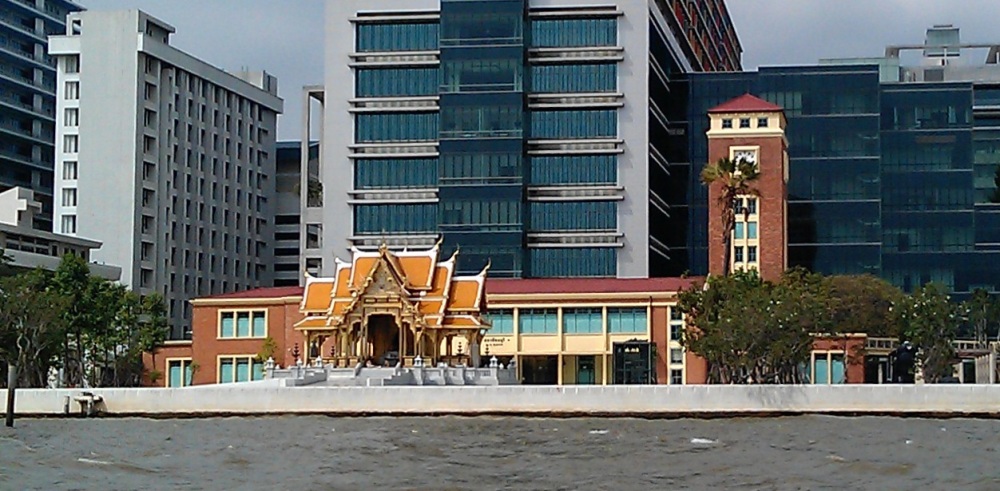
708;93;783;114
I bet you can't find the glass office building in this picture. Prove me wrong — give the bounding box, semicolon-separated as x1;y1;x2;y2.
0;0;81;230
675;27;1000;295
314;0;741;279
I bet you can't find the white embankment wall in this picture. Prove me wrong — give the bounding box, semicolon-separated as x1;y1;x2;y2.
3;384;1000;417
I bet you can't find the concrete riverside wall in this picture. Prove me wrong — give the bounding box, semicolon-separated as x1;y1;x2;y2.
3;385;1000;417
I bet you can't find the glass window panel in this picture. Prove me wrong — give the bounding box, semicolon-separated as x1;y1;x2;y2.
252;360;265;381
184;364;193;386
747;222;758;239
530;110;617;139
563;308;602;334
734;222;744;239
487;309;514;334
519;308;557;334
252;313;266;337
355;113;439;142
831;354;846;384
813;356;829;384
356;22;438;52
220;359;234;384
607;308;647;333
442;59;522;93
529;248;616;277
220;313;234;338
529;155;617;186
355;158;438;189
236;312;250;337
529;201;617;231
356;68;439;97
354;204;438;235
236;358;250;382
531;64;616;93
530;18;617;48
168;361;182;388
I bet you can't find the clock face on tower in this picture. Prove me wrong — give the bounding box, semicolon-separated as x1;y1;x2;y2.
733;149;757;165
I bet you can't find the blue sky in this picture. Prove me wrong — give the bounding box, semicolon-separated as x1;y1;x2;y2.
79;0;1000;141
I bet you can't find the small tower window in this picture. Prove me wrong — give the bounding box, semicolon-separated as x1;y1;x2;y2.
722;119;733;129
739;118;751;128
757;117;769;128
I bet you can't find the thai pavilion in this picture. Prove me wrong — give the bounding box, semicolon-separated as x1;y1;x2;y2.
293;243;490;368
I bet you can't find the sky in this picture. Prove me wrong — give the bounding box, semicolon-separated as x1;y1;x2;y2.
78;0;1000;141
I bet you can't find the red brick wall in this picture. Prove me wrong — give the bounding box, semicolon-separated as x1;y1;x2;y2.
707;135;787;283
649;305;669;384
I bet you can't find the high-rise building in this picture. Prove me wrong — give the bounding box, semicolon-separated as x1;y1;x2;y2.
273;140;319;287
307;0;741;279
0;0;82;231
679;26;1000;296
48;10;284;337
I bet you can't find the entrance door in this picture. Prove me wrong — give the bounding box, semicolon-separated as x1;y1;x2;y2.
367;314;399;366
577;356;596;384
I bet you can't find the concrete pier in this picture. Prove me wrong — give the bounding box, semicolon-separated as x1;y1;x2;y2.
3;384;1000;418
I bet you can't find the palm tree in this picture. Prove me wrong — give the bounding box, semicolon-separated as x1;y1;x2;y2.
700;156;760;276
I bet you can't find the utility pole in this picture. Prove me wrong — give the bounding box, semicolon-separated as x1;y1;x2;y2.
5;361;16;428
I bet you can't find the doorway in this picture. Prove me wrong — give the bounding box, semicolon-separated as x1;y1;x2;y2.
576;356;596;384
367;314;399;365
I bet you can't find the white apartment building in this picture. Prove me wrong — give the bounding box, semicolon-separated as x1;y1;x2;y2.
48;10;283;338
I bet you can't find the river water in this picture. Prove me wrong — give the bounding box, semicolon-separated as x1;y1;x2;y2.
1;416;997;490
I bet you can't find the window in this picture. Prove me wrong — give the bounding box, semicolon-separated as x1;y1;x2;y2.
722;118;733;129
529;155;616;186
747;222;758;240
61;215;76;234
529;248;616;278
61;188;77;207
64;108;79;127
530;18;617;48
757;117;769;128
355;158;437;189
487;309;514;334
670;369;683;385
563;308;602;334
63;161;78;180
607;308;647;334
218;356;265;383
354;204;437;235
518;308;557;334
811;352;846;384
65;81;79;100
167;359;193;387
739;118;751;128
748;246;758;263
529;201;616;231
669;307;684;341
734;246;744;263
356;22;438;52
734;222;744;240
63;135;79;153
531;64;616;94
64;55;79;74
746;198;757;215
670;348;683;364
530;110;616;139
355;112;438;142
218;310;267;338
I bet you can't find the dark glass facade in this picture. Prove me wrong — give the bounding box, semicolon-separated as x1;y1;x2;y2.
681;65;1000;294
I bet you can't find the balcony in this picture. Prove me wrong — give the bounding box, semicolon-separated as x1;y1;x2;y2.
0;11;45;42
0;118;52;146
0;64;53;93
0;89;53;120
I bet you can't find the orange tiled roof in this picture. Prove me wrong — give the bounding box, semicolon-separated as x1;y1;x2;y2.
298;243;487;331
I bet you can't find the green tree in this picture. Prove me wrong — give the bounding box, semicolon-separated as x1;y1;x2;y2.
0;271;68;426
700;156;760;276
960;288;999;347
824;274;904;337
895;283;959;383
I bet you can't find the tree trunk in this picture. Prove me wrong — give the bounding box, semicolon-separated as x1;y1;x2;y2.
5;361;16;428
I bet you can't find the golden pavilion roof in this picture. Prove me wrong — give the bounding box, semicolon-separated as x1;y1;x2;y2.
295;243;489;331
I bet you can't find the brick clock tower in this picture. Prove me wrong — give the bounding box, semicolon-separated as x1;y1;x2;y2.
706;94;789;282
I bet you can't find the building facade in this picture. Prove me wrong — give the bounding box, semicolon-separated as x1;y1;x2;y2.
48;10;284;338
273;141;320;287
0;0;82;231
668;26;1000;296
307;0;740;280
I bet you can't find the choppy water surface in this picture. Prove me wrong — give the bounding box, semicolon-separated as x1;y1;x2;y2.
1;416;998;490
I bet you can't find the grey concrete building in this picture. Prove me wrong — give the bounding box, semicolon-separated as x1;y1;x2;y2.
0;0;82;231
48;10;283;338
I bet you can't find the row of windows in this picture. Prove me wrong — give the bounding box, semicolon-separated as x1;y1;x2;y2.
441;12;523;47
441;105;522;139
219;356;266;384
219;310;267;338
442;153;520;182
529;155;616;186
530;110;616;139
355;158;438;189
355;18;617;52
356;113;439;142
441;200;521;228
356;68;438;97
495;307;646;335
531;64;616;93
167;359;193;388
356;22;438;52
354;204;438;235
355;63;616;98
529;248;616;277
530;201;616;231
734;221;758;240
